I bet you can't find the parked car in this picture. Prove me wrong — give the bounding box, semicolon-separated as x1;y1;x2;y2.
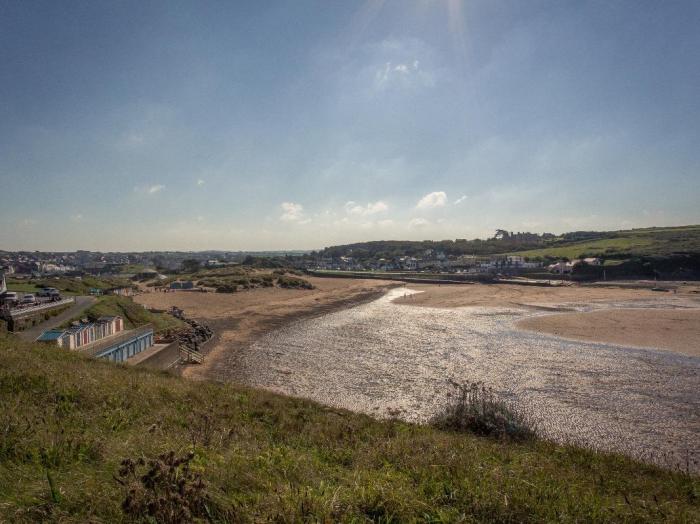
37;287;57;297
0;292;19;306
20;293;37;305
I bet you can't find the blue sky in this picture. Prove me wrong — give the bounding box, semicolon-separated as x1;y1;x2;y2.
1;0;699;251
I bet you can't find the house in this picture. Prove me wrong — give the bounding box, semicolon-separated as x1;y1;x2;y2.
547;261;573;274
170;280;194;290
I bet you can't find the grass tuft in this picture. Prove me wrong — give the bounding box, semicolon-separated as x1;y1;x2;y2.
432;381;537;441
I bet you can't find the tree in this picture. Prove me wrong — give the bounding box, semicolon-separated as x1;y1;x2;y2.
181;259;201;273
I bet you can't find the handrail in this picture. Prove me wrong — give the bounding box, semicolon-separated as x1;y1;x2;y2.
8;297;75;317
179;346;203;363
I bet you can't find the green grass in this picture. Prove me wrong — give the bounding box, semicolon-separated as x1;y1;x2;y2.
67;296;186;335
154;267;314;293
512;237;656;260
0;334;697;522
6;276;133;296
511;225;700;260
5;282;43;294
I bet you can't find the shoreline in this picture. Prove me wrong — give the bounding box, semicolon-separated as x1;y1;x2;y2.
393;282;700;358
133;277;398;382
187;286;395;381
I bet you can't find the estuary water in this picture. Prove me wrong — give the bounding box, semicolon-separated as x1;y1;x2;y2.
231;288;699;470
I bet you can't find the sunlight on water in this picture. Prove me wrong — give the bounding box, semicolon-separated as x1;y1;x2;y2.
218;288;700;471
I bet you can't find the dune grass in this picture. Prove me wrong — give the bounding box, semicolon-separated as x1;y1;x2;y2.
0;334;697;522
66;295;186;335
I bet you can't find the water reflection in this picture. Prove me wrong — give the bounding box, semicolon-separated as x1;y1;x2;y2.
216;288;700;470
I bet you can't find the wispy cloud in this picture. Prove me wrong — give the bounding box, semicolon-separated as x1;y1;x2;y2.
70;213;83;222
344;200;389;216
409;217;430;229
416;191;447;209
280;202;309;223
134;184;165;195
454;195;467;205
197;179;205;187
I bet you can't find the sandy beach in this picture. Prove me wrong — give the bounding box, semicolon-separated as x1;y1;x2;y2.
134;277;396;379
395;282;700;357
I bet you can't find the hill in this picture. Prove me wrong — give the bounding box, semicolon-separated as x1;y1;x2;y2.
320;225;700;262
0;334;697;522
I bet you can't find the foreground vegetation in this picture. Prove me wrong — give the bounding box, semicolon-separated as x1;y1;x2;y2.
0;335;697;522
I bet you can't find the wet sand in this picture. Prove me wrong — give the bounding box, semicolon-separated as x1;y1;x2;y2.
133;277;396;380
519;308;700;357
395;282;700;358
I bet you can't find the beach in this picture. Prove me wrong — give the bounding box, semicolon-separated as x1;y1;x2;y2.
133;276;396;380
395;282;700;358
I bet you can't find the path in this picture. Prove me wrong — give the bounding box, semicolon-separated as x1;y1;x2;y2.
18;296;97;341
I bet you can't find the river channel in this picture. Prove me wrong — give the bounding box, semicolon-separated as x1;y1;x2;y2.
225;288;700;471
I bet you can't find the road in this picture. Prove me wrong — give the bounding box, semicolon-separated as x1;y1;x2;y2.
18;296;97;341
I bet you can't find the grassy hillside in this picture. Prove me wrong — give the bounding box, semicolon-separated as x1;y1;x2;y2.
512;225;700;260
66;296;186;334
320;225;700;262
0;335;697;522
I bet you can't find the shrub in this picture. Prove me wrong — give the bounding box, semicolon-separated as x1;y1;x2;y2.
276;275;314;289
117;451;211;523
215;285;236;293
431;381;536;441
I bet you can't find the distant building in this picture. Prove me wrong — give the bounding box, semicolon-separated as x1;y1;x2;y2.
136;269;159;280
169;280;194;290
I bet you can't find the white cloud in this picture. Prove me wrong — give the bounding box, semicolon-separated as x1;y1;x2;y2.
373;52;435;92
416;191;447;209
134;184;165;195
344;200;389;216
280;202;309;223
377;219;395;227
197;179;205;187
454;195;468;205
409;217;430;229
71;214;83;222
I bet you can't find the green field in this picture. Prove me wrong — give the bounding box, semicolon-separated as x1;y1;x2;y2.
510;225;700;260
6;275;133;296
0;335;697;522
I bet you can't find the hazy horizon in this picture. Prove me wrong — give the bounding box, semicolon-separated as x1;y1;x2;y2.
2;1;699;251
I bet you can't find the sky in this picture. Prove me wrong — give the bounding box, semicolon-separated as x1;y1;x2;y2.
1;0;699;251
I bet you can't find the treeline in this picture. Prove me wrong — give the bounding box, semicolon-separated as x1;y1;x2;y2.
319;232;557;260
